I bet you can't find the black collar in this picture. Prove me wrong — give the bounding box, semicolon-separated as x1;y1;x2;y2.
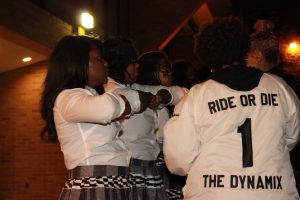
209;65;263;91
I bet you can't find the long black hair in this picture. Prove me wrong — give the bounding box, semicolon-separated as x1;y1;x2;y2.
40;35;103;142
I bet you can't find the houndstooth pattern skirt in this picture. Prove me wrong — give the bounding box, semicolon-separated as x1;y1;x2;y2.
59;165;138;200
156;149;185;200
129;158;168;200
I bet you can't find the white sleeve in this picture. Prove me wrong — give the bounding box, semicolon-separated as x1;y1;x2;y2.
284;85;300;150
131;83;165;94
173;93;188;115
55;89;125;124
104;79;141;114
132;83;189;106
163;88;199;175
156;108;170;143
131;83;172;108
167;86;189;105
271;74;300;150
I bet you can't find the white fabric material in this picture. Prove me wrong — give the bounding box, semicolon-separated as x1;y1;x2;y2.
156;107;170;143
131;84;189;109
167;86;189;105
104;78;188;161
120;109;160;160
104;78;141;114
54;86;131;170
164;74;300;200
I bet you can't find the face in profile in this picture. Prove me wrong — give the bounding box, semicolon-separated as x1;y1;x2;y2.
157;60;172;87
158;68;172;86
87;45;108;87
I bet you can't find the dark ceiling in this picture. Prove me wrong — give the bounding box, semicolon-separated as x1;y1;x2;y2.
30;0;93;27
1;0;300;74
30;0;300;36
232;0;300;34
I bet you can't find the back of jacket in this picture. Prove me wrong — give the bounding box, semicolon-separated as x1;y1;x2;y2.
164;71;300;200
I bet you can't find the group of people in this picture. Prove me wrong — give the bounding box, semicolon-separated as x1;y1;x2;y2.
40;17;300;200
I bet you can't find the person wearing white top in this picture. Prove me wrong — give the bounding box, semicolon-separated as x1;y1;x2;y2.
40;36;150;200
102;38;188;200
247;25;300;194
105;78;186;160
137;51;190;200
163;18;300;200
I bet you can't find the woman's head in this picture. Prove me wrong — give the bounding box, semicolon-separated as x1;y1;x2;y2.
41;35;106;142
194;17;250;71
47;35;107;89
137;51;172;86
172;61;194;88
103;38;139;84
247;31;280;71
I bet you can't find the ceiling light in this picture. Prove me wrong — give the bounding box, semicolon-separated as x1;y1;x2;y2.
287;41;299;55
22;57;32;62
289;42;298;49
80;12;94;29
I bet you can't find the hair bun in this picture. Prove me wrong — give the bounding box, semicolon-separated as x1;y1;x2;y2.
253;19;275;32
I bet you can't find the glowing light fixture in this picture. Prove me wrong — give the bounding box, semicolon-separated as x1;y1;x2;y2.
80;12;94;29
287;41;300;55
22;57;32;62
289;42;298;49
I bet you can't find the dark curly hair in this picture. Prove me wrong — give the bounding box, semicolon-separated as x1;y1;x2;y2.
194;17;250;70
102;37;137;84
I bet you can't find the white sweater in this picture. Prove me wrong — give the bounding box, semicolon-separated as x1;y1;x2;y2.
54;86;131;170
164;74;300;200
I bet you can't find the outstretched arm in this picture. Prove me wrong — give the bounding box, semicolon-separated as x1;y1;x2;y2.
163;88;199;176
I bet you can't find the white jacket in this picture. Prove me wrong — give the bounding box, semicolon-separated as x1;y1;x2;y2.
164;72;300;200
54;86;131;169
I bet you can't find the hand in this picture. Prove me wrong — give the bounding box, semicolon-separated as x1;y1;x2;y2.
148;95;162;111
119;95;132;117
137;90;154;113
149;89;172;111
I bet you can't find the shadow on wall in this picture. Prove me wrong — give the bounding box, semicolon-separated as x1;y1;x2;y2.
0;64;67;200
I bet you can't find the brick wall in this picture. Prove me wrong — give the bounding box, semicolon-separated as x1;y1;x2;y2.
0;64;67;200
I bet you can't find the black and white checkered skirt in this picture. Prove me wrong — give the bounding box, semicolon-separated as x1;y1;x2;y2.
59;165;138;200
129;158;168;200
156;150;185;200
